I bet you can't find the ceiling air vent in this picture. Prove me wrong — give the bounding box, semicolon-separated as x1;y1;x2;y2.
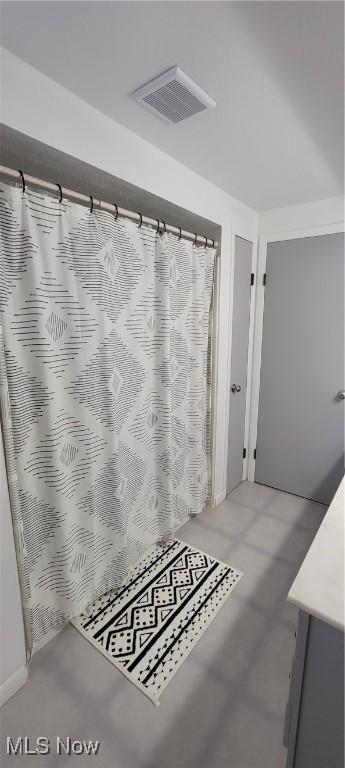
131;66;216;124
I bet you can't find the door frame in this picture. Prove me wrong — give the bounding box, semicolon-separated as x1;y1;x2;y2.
247;221;345;483
223;231;258;498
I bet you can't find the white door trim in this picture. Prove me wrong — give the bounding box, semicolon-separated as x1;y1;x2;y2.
247;221;345;482
242;237;258;481
222;228;235;501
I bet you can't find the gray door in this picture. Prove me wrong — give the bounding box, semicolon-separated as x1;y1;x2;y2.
255;232;344;505
226;236;252;494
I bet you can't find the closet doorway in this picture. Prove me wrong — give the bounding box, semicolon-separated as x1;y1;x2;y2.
226;236;254;495
254;232;344;505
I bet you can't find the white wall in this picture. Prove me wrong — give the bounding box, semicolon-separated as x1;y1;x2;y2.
259;196;344;236
0;430;28;705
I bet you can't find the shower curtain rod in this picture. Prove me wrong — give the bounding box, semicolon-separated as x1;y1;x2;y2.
0;165;219;251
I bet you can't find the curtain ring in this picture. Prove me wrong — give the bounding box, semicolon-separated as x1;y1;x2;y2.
156;219;160;234
178;227;182;241
204;236;208;247
113;203;119;221
138;212;143;229
193;233;198;245
89;195;94;214
161;221;166;235
18;169;25;195
56;183;63;204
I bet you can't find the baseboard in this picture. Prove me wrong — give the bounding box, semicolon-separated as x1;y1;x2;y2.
0;665;28;707
33;624;65;656
212;490;226;507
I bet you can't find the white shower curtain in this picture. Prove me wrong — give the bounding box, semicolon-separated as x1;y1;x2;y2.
0;181;215;652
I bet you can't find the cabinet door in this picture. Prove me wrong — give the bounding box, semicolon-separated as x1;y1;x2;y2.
294;617;345;768
287;612;345;768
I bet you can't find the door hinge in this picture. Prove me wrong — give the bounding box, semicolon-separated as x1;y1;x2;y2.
262;273;267;286
251;273;254;286
253;448;257;459
243;448;247;459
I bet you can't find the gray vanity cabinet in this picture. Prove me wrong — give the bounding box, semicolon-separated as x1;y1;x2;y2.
285;610;344;768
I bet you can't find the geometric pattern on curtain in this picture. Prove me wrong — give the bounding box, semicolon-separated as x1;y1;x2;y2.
0;182;215;651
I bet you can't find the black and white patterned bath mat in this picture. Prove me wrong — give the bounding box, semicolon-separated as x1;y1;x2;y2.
71;540;242;706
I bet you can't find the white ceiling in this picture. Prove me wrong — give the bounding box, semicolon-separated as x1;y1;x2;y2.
1;1;344;211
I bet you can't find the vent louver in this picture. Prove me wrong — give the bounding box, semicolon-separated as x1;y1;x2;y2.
131;66;216;124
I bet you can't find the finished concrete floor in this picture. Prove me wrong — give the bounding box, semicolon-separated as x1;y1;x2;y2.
0;482;325;768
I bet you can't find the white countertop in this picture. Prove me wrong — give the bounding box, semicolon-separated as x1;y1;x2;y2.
288;477;344;632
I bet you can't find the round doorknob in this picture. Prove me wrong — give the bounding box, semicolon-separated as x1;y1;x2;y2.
231;384;242;393
236;385;241;393
337;390;345;400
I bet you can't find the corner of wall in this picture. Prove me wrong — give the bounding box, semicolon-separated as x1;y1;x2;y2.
258;196;345;236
